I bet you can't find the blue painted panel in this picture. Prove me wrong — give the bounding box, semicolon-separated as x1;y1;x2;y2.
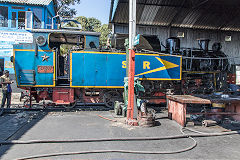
14;48;54;86
82;53;96;86
135;55;181;80
19;70;35;84
14;49;35;85
71;52;182;88
72;53;84;86
95;54;107;86
106;54;125;86
72;52;125;87
34;51;54;86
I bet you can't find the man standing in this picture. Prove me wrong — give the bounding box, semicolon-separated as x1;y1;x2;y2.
1;70;13;108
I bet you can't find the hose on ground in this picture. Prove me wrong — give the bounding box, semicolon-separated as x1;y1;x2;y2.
16;145;198;160
15;126;198;160
97;114;117;122
0;130;238;145
3;129;238;160
182;127;212;134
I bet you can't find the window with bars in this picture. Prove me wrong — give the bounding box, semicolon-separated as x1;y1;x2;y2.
18;11;25;29
0;6;8;27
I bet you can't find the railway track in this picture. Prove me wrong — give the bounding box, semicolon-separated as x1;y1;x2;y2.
0;103;111;116
0;102;113;146
0;110;40;142
0;103;111;145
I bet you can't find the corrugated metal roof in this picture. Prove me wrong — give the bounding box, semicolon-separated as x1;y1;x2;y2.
31;29;101;36
110;0;240;32
0;0;52;5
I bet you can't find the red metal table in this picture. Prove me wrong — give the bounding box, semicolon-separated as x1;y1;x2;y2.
167;95;240;126
167;95;211;127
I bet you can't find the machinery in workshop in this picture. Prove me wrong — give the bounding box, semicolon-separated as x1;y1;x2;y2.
111;34;230;103
165;37;229;95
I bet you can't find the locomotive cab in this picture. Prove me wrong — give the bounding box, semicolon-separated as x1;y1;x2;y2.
13;29;100;88
49;31;100;86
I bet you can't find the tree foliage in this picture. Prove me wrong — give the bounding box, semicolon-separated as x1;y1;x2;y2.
95;24;111;47
75;16;111;47
56;0;81;17
75;16;101;31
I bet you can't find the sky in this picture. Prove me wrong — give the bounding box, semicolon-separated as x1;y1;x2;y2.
71;0;111;24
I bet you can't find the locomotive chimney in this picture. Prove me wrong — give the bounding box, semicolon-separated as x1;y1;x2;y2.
166;37;180;54
198;39;210;51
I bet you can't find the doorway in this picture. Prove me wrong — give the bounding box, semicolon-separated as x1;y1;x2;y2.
18;11;25;29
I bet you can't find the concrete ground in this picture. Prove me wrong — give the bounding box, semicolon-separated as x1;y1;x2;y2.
0;110;239;160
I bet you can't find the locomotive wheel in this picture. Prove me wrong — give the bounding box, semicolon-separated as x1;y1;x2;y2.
62;101;77;109
22;95;35;108
142;80;154;96
103;91;121;109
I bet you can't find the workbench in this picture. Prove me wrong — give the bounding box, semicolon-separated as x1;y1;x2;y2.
167;95;240;126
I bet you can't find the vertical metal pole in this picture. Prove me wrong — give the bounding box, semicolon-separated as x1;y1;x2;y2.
127;0;136;120
129;0;136;48
133;0;136;41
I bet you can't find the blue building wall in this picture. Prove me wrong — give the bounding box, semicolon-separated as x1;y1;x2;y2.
0;1;56;74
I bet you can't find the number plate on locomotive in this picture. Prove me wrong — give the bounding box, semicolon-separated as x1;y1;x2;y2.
38;66;54;73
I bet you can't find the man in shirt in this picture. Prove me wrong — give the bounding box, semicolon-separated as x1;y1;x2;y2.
1;70;13;108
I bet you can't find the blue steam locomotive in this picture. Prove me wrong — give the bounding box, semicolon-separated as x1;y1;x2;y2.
13;29;181;108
